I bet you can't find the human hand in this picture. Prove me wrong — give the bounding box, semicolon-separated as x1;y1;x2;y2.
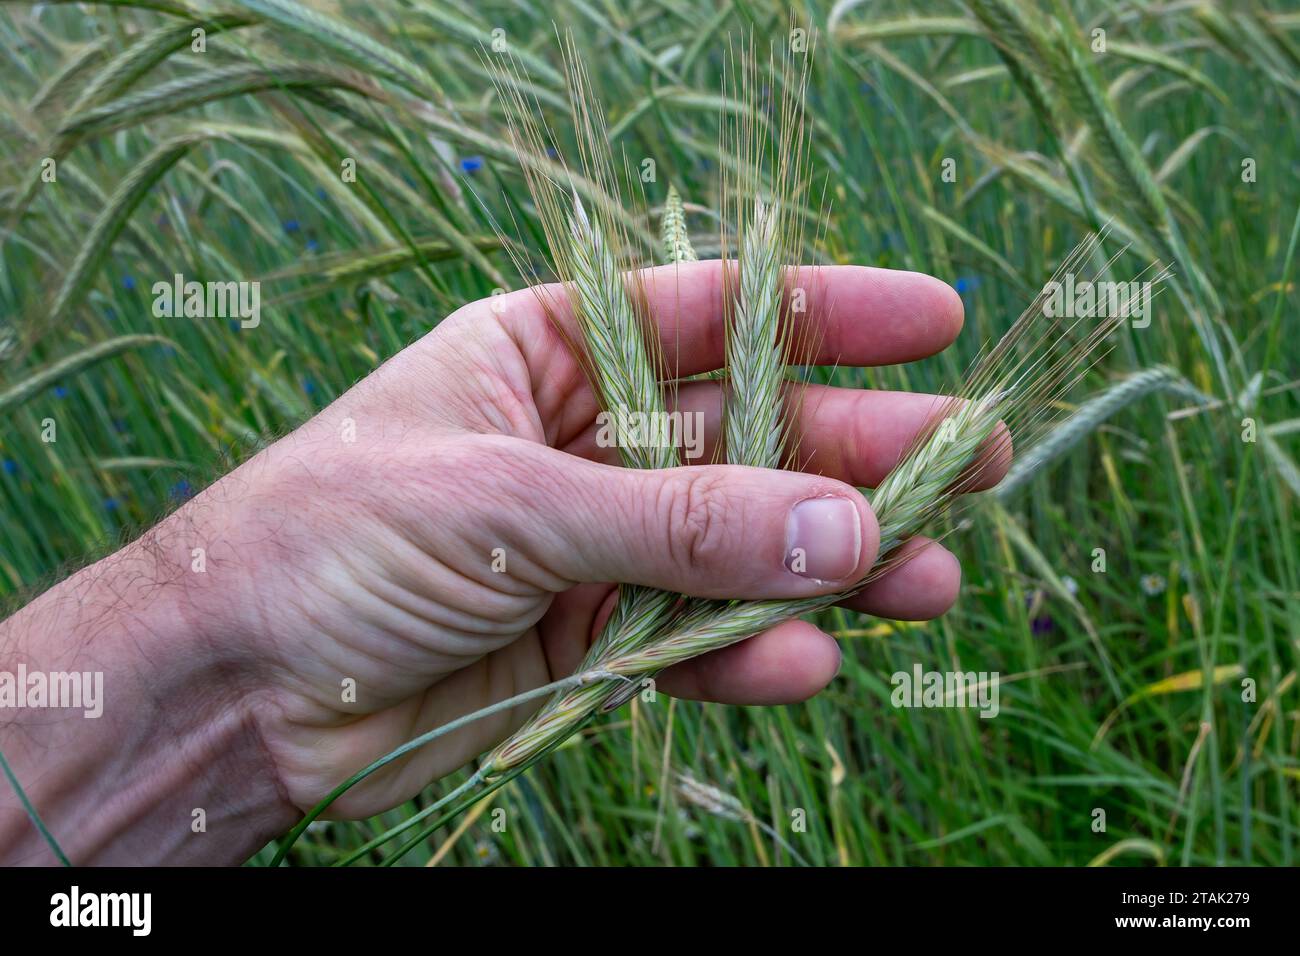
216;260;1006;817
0;261;1006;863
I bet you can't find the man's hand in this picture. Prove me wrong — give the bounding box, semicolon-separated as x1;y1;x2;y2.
1;261;1005;864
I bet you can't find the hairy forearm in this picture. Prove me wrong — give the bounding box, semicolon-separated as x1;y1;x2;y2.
0;508;296;865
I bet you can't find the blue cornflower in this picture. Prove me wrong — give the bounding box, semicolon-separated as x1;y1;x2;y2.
459;156;485;173
122;276;136;291
283;219;301;234
2;460;17;476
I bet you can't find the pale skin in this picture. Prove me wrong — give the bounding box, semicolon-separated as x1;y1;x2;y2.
0;261;1008;864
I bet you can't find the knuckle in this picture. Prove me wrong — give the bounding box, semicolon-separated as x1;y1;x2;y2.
661;469;733;571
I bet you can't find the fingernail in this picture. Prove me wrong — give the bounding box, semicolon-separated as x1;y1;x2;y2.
784;496;862;581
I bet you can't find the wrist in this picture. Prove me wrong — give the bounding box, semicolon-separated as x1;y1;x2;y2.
0;501;296;864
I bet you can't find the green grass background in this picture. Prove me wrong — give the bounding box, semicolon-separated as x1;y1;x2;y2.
1;0;1297;865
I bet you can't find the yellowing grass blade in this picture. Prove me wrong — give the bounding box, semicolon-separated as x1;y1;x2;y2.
1092;664;1243;749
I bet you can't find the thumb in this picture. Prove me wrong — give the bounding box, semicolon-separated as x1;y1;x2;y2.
492;438;879;600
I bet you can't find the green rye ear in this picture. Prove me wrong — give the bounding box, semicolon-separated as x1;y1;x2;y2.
661;184;698;263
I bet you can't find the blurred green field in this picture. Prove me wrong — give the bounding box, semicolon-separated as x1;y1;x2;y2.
1;0;1298;866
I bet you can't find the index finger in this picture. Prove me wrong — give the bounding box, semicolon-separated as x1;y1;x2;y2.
500;259;965;377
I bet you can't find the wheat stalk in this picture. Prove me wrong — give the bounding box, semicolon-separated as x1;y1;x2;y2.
476;38;688;775
566;192;678;472
725;196;787;468
720;35;810;471
661;185;697;263
995;364;1209;500
599;43;816;713
676;771;810;864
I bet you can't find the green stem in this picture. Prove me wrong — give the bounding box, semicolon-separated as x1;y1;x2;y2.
379;714;598;866
0;746;70;866
333;771;484;866
269;671;612;866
